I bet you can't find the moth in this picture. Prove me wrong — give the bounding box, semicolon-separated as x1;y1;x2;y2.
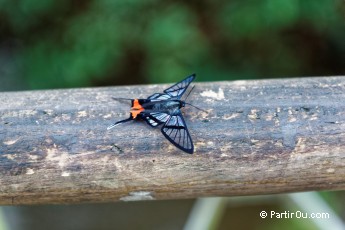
107;74;204;154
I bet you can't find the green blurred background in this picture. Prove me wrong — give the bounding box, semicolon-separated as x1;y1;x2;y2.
1;0;345;230
0;0;344;90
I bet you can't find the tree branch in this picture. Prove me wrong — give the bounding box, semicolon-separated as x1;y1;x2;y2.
1;76;345;205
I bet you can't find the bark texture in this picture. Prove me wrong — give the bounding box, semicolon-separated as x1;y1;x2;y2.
1;76;345;205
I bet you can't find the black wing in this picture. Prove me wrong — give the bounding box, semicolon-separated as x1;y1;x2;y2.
164;74;195;99
147;93;172;101
161;113;194;154
146;74;195;100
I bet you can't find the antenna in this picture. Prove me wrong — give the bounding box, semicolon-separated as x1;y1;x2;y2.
183;85;208;113
184;85;195;102
185;102;208;113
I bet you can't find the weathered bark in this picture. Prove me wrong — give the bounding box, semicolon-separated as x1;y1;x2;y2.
1;76;345;205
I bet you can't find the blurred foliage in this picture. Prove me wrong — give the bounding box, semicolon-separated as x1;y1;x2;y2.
319;191;345;220
0;0;344;89
0;2;345;229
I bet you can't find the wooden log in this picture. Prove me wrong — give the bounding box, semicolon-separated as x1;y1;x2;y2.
1;76;345;205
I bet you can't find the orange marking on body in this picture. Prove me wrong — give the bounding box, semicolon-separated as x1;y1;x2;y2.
132;99;143;110
130;99;144;119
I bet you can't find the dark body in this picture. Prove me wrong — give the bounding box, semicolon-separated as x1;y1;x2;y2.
140;99;184;116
